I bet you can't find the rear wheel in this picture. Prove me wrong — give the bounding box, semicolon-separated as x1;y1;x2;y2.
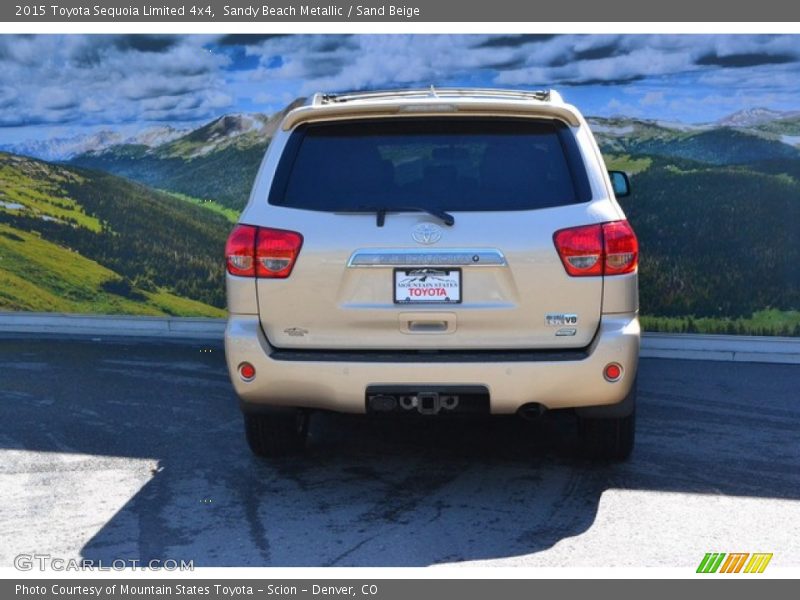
244;409;309;457
577;384;636;461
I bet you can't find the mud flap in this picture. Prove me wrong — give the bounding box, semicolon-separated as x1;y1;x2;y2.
575;379;637;419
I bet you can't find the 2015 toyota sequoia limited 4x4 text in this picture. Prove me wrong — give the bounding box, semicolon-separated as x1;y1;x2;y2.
224;88;640;460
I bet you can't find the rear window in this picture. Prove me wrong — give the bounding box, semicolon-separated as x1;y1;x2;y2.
269;118;593;212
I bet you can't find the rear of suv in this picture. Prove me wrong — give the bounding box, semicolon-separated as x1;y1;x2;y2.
224;88;640;460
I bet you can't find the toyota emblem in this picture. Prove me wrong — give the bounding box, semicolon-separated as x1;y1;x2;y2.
411;223;443;245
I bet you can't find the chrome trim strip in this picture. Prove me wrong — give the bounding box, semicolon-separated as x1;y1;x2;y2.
347;249;507;268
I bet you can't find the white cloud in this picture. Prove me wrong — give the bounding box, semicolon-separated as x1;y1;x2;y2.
1;34;800;133
239;34;800;97
605;98;642;117
640;92;666;107
0;35;231;127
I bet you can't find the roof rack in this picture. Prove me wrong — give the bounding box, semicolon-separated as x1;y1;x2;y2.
317;87;557;105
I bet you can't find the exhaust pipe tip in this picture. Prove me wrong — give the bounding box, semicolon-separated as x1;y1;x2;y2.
518;403;547;422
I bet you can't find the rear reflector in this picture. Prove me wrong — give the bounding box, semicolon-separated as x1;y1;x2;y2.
553;220;638;277
604;363;623;382
239;362;256;381
225;224;303;278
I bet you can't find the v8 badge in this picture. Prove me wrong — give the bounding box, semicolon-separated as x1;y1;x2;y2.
545;313;578;326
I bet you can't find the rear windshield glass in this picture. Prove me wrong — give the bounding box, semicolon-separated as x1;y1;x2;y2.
269;118;592;212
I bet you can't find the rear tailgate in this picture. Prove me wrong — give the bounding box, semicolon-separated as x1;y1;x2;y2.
254;117;606;350
256;208;603;350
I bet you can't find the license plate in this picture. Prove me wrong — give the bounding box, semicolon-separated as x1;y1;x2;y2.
394;268;461;304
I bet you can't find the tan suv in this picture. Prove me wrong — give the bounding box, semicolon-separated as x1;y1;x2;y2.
224;88;640;460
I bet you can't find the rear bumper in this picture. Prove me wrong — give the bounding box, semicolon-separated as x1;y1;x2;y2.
224;313;640;415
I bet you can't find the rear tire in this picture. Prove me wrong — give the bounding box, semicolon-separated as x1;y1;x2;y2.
577;385;636;461
244;410;309;457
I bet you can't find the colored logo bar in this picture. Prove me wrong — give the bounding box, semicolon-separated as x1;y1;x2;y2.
697;553;773;573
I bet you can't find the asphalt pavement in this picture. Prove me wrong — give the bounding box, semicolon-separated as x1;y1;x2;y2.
0;335;798;568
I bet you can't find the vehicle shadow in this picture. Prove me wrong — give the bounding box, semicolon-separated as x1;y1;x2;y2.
1;337;798;566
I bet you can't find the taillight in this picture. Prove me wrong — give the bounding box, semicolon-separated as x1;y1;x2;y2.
225;224;257;277
225;224;303;278
552;224;604;276
553;220;638;277
602;220;638;275
255;227;303;278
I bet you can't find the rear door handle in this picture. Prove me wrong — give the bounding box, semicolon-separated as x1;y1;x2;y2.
408;320;448;332
399;312;457;334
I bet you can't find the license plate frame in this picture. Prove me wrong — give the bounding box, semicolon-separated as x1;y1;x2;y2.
394;268;462;305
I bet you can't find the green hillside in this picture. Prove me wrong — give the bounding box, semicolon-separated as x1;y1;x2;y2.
70;142;267;211
631;128;800;165
0;223;223;316
589;117;680;154
0;158;102;231
755;115;800;136
621;156;800;320
592;117;800;165
0;152;230;316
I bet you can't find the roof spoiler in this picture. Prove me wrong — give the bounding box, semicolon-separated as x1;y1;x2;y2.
283;88;579;130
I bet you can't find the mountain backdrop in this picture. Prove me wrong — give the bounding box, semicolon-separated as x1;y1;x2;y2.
65;101;304;210
1;105;799;335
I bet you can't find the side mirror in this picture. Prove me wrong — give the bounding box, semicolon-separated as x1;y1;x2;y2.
609;171;631;198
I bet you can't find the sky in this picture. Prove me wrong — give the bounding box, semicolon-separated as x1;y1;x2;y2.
2;34;800;143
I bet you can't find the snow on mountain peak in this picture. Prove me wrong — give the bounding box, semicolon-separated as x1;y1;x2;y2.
0;125;189;161
716;108;790;128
